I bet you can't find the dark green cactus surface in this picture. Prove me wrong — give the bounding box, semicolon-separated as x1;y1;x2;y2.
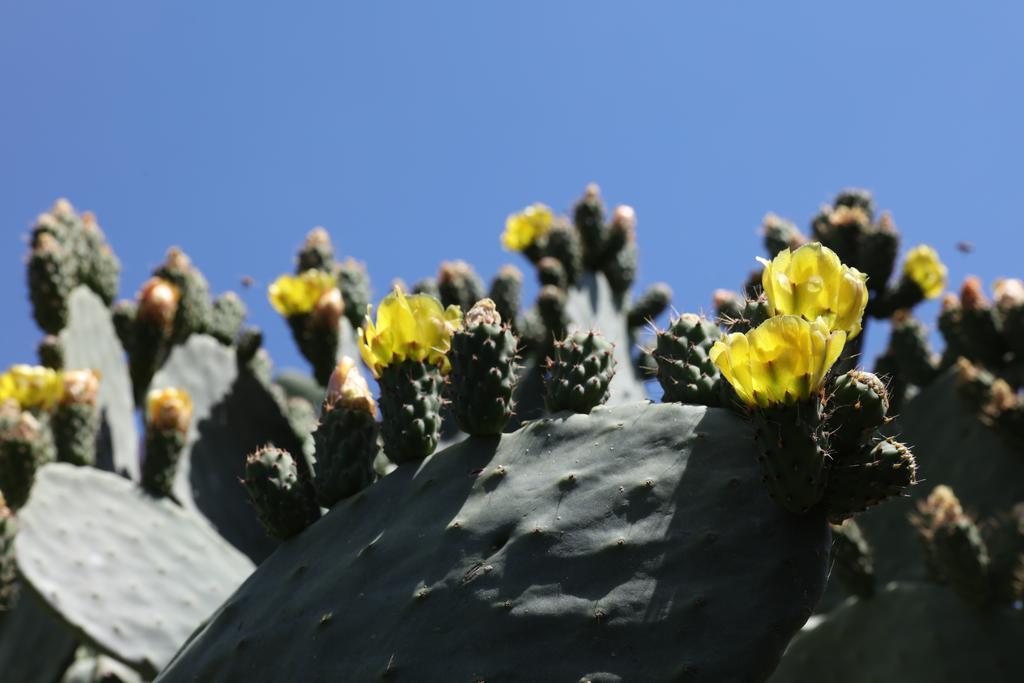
15;463;254;679
152;334;305;561
0;590;78;683
60;286;139;479
312;404;378;507
243;446;320;539
378;359;444;463
769;583;1024;683
655;313;722;406
851;369;1024;585
448;318;518;435
545;330;616;414
158;402;830;682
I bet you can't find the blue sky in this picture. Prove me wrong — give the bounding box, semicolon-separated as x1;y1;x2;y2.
2;2;1022;376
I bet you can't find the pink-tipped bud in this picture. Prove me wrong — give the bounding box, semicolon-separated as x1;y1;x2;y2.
465;298;501;327
829;204;870;228
713;288;742;310
612;205;637;234
438;260;473;285
60;369;100;406
498;264;523;282
941;292;961;314
163;246;192;273
959;276;989;311
51;198;74;220
137;277;180;331
993;278;1024;309
312;287;344;330
583;183;601;202
304;226;331;249
146;388;193;434
325;357;377;417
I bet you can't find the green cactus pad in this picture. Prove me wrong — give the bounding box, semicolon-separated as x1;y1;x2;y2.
852;369;1024;584
769;583;1024;683
60;286;139;479
152;334;305;561
158;402;829;682
243;446;320;539
15;463;254;678
0;590;78;683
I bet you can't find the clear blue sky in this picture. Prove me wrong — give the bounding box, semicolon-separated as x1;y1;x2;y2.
2;2;1022;376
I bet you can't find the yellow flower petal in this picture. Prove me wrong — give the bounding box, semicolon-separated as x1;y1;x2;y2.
268;270;338;317
760;242;867;338
359;289;462;377
710;315;847;407
501;203;554;252
903;244;947;299
0;365;64;410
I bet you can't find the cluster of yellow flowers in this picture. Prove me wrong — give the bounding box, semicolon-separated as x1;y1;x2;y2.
267;270;339;317
501;203;554;252
710;243;866;407
358;288;463;378
0;365;65;410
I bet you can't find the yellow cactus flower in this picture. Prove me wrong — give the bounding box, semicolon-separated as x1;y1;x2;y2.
267;270;339;317
903;245;947;299
501;203;554;252
709;316;846;408
758;242;869;338
0;365;64;410
146;387;194;433
359;288;463;377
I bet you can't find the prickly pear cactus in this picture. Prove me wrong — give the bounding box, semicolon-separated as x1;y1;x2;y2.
151;334;305;561
60;286;138;479
15;463;254;678
0;590;78;683
159;402;830;682
769;583;1024;683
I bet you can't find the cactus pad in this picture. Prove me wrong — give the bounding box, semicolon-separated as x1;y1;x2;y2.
159;401;829;682
15;463;253;678
60;286;139;479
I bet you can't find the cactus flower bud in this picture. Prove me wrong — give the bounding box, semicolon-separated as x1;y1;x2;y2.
902;245;947;299
359;287;463;377
611;205;637;233
137;277;180;331
146;388;193;434
502;203;554;252
59;369;100;406
325;357;377;417
311;287;344;330
959;276;989;310
464;298;502;328
709;315;846;408
993;278;1024;309
267;270;338;318
758;242;869;338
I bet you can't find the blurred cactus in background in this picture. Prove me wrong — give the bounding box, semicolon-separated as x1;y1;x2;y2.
0;187;1018;682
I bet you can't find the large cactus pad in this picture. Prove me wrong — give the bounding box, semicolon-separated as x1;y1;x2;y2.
15;464;254;678
160;401;829;682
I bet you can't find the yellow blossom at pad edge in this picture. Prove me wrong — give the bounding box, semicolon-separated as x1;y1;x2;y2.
758;242;868;338
903;245;947;299
359;288;463;377
709;316;846;408
267;270;339;317
502;203;554;252
0;365;64;410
